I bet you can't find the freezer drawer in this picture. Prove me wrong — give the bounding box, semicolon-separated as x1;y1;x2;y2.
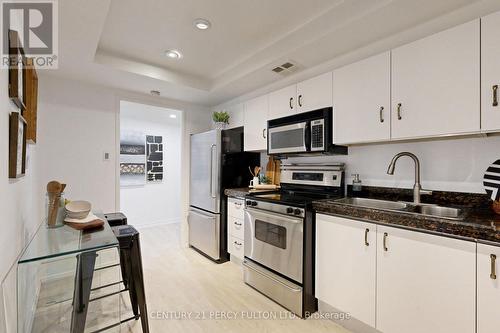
188;207;220;260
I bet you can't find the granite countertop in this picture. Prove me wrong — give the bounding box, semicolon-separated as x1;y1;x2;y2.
313;186;500;246
224;188;252;198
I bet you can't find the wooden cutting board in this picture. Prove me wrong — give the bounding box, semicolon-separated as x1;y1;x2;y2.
265;156;275;184
274;159;281;185
65;219;104;231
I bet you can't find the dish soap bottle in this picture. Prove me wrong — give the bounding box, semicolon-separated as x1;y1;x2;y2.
352;174;362;192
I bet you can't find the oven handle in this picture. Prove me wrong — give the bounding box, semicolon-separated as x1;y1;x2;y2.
243;260;302;292
245;207;304;224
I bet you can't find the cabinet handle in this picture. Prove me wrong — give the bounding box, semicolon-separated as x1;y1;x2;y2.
397;103;402;120
234;221;242;227
298;95;303;107
379;106;385;123
234;241;242;247
262;128;267;139
364;228;370;246
493;85;498;107
491;254;497;280
289;97;294;109
383;232;388;251
234;202;242;207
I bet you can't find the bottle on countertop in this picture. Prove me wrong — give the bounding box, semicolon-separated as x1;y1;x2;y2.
352;174;362;192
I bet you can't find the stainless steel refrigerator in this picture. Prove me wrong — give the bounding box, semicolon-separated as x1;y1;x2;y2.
188;127;260;262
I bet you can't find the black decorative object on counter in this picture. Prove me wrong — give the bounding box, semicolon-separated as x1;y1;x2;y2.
484;159;500;201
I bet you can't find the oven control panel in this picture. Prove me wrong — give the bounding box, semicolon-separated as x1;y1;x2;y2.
245;200;305;218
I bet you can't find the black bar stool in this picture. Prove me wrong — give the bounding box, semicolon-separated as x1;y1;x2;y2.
112;225;149;333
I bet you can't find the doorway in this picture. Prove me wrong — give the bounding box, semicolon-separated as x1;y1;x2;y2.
119;100;183;231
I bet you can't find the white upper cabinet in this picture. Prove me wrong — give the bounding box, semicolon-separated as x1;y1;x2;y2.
477;243;500;333
244;94;269;151
224;103;244;129
296;72;333;113
391;19;480;139
376;225;476;333
481;11;500;132
269;84;296;120
316;214;376;327
333;52;391;144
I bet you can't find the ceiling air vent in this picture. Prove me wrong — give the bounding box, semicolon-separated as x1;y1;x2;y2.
271;61;299;76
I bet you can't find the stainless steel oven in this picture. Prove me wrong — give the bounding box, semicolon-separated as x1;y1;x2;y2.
267;107;347;156
244;204;304;283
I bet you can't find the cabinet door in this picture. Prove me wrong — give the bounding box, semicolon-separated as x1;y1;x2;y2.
316;214;376;327
477;243;500;333
391;19;480;139
333;52;391;144
376;226;476;333
269;84;296;120
225;103;244;129
481;11;500;132
244;95;268;151
297;72;332;113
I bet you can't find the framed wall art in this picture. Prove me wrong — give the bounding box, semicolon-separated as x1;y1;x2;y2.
24;58;39;143
146;135;163;182
120;130;146;186
8;30;26;111
9;112;27;178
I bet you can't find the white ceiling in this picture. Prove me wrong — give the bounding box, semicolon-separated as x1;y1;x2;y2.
45;0;500;107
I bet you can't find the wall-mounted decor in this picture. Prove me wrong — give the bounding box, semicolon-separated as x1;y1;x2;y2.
146;135;163;182
120;130;146;186
24;58;38;144
8;30;26;111
9;112;27;178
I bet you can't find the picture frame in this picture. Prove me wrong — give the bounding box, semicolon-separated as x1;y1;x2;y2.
8;30;26;111
24;58;39;144
9;112;27;178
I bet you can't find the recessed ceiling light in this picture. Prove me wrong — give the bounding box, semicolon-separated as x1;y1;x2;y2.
170;114;177;119
194;18;211;30
164;49;182;59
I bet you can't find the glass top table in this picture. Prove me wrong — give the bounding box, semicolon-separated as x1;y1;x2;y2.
19;217;119;264
17;214;122;333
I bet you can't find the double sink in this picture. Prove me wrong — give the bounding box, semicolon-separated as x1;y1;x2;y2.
335;197;465;221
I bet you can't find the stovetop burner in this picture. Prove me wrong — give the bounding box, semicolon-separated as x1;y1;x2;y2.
250;188;344;207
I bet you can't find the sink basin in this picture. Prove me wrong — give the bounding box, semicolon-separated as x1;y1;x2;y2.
335;197;409;211
334;197;466;221
410;205;464;220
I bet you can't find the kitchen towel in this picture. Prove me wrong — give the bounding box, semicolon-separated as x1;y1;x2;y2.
484;159;500;201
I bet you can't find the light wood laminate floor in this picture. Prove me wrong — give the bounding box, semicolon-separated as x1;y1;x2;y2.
122;223;352;333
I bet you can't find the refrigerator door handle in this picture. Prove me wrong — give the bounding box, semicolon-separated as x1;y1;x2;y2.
210;144;217;198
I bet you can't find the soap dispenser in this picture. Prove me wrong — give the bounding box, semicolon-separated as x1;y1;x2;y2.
352;174;362;192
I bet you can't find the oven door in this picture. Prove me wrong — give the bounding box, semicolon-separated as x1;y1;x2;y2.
244;207;303;283
268;122;308;154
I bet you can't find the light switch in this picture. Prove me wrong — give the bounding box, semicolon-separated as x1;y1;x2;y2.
103;152;111;161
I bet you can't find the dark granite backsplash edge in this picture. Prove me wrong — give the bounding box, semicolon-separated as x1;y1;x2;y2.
347;185;492;209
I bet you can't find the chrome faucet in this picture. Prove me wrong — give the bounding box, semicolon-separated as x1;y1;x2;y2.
386;152;431;204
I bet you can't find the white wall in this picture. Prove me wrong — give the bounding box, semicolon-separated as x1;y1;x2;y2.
283;135;500;194
36;74;211;247
0;56;40;333
120;101;182;227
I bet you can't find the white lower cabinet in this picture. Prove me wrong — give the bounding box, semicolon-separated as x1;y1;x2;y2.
316;214;477;333
376;225;476;333
229;235;244;260
477;243;500;333
227;197;245;261
316;214;376;327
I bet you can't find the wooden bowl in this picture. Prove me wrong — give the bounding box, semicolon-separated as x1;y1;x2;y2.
493;200;500;215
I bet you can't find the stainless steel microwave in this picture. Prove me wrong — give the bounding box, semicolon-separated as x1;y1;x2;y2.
267;108;347;156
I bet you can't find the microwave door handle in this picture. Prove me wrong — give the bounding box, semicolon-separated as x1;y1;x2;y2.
304;122;311;151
